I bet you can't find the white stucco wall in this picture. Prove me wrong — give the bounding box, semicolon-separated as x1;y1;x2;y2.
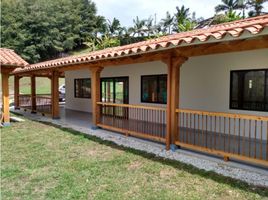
65;48;268;116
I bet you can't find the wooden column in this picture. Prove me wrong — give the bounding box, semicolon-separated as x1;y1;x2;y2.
51;71;60;119
164;55;188;150
14;76;20;109
90;66;103;128
1;72;10;125
31;75;36;113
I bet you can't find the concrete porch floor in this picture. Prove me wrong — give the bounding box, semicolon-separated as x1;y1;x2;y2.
10;105;268;187
59;107;94;128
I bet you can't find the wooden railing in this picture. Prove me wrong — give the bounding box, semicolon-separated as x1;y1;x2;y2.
97;102;166;142
176;109;268;166
18;94;52;115
18;94;31;108
35;95;52;114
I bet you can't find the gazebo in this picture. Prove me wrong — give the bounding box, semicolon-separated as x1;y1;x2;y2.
0;48;29;126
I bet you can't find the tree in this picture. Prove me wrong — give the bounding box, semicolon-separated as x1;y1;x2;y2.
144;17;154;36
174;5;190;25
130;16;146;37
247;0;268;16
106;18;122;37
173;5;196;33
1;0;105;63
160;12;174;34
215;0;241;13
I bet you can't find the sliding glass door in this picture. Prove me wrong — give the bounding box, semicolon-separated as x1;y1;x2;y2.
101;77;129;117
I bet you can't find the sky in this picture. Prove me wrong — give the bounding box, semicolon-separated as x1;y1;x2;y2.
95;0;268;27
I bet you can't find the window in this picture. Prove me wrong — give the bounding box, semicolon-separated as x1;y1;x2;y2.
141;74;167;104
74;78;91;98
230;69;268;111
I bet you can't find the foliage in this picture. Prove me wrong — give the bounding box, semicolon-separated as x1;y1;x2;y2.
215;0;268;17
214;11;242;23
215;0;242;13
1;0;105;63
247;0;268;16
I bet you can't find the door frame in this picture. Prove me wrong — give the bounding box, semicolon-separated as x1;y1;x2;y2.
100;76;129;118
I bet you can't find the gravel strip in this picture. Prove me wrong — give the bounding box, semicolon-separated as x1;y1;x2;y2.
11;109;268;188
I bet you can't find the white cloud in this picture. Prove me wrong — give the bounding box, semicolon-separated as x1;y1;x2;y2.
94;0;268;27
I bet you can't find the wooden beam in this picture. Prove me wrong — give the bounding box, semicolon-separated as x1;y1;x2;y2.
90;66;103;127
14;76;20;109
175;36;268;57
1;72;10;125
164;55;188;150
58;52;170;72
31;75;36;113
51;71;60;119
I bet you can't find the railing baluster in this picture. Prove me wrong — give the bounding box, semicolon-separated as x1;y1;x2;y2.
260;121;263;160
254;120;257;159
249;120;251;157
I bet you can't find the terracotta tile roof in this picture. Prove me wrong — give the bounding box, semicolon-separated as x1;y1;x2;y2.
14;14;268;74
0;48;29;68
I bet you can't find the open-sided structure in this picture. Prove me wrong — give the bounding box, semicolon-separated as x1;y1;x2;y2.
13;15;268;166
0;48;29;125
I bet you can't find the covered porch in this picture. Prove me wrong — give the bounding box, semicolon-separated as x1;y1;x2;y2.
12;15;268;167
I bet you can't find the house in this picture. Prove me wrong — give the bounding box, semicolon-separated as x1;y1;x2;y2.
0;48;29;125
11;15;268;167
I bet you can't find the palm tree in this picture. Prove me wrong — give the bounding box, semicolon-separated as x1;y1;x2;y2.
160;11;174;34
173;5;191;33
237;0;248;18
247;0;268;16
174;5;190;25
131;16;146;37
106;18;122;37
145;17;154;36
215;0;241;13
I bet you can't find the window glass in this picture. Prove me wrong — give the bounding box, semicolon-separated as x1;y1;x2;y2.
230;69;267;111
141;75;167;104
74;78;91;98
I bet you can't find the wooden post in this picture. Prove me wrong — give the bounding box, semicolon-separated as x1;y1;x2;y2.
31;75;36;113
1;72;10;125
14;76;20;109
164;55;188;150
90;66;103;128
51;71;60;119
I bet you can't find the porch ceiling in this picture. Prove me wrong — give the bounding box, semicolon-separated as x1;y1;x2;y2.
12;14;268;75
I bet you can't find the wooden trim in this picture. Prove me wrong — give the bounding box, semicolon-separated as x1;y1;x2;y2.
51;71;60;118
97;123;166;143
31;75;36;112
97;102;166;111
175;141;268;167
176;109;268;121
165;55;188;150
91;67;103;125
14;76;20;109
1;72;10;124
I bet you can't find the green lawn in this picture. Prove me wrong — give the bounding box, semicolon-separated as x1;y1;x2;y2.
1;117;267;200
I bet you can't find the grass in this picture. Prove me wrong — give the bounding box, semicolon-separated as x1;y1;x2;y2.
1;117;268;200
